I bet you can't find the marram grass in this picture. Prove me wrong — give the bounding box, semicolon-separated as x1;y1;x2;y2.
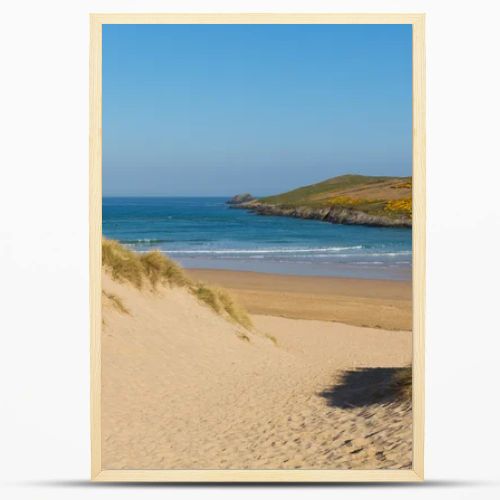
102;238;252;328
102;290;130;315
194;284;253;330
102;239;187;289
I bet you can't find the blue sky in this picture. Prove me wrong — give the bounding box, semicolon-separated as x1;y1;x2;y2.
103;24;412;196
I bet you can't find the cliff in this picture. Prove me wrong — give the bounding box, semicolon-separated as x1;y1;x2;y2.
226;193;255;205
229;174;412;228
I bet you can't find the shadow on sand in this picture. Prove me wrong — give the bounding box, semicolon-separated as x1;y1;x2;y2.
319;367;412;408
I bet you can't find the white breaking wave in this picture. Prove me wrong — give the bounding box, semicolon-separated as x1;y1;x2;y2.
365;251;412;257
162;246;364;255
131;245;412;259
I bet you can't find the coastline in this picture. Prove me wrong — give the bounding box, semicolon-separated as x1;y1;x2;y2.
104;196;412;281
187;268;412;331
229;201;412;228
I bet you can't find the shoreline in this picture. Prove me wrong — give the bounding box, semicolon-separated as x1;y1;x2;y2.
229;201;412;228
186;268;412;331
173;258;411;281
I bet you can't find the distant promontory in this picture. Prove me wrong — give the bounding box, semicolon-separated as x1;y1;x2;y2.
227;175;412;228
226;193;255;205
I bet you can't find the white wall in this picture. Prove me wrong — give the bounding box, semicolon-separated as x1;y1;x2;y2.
1;1;499;498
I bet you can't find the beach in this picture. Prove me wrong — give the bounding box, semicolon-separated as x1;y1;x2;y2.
187;269;412;330
99;24;416;473
101;197;413;470
102;266;412;470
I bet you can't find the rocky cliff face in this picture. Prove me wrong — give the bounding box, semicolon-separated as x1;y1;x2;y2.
231;201;411;228
226;193;255;205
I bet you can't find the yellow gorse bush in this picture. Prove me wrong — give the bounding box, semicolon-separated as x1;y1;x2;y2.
385;198;412;215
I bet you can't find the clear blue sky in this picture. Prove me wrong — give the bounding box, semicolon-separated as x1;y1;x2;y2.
103;24;412;196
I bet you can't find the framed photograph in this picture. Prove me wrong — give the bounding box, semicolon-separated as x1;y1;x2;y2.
90;13;425;482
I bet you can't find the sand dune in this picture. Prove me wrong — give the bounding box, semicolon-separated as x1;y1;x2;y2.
102;271;412;470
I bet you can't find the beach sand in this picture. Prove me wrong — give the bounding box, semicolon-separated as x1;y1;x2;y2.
187;269;412;330
102;271;412;470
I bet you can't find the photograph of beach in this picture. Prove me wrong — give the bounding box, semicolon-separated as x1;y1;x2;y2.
101;23;414;470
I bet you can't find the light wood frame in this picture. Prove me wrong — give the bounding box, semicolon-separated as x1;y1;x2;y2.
90;13;425;482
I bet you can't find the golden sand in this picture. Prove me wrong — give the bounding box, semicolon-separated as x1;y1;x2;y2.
102;271;412;470
187;269;412;330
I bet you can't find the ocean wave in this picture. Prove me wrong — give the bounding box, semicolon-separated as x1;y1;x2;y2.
367;251;412;257
162;246;364;255
130;246;413;260
350;261;385;265
122;238;171;244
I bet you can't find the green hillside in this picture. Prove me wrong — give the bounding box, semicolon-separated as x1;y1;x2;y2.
260;174;412;218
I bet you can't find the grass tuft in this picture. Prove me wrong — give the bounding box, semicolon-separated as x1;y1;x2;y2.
102;239;145;288
193;284;222;313
140;250;189;288
215;288;253;329
193;284;253;328
103;290;130;315
102;239;189;289
264;333;278;345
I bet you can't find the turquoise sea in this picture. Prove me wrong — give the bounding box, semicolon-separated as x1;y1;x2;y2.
103;197;412;280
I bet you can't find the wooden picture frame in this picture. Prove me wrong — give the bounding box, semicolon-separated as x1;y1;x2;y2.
90;13;425;482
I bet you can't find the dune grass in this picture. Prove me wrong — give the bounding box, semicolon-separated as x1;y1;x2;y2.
193;284;253;329
192;284;221;313
102;290;130;315
102;239;188;289
102;238;252;328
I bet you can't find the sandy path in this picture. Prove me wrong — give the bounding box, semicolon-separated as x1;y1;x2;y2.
102;274;412;470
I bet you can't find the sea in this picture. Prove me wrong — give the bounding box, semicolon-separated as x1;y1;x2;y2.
103;197;412;281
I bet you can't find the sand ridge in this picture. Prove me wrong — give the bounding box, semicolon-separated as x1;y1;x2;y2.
102;272;412;470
